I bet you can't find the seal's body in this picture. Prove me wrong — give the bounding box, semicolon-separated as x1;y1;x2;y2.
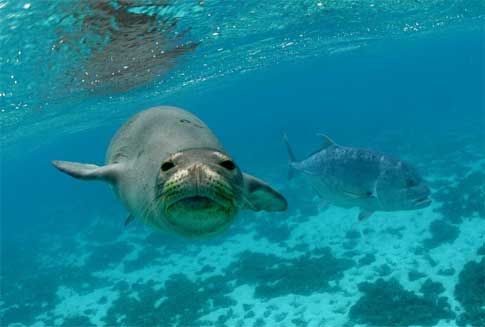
53;106;287;237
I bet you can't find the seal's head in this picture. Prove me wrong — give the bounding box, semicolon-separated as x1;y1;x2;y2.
155;148;247;237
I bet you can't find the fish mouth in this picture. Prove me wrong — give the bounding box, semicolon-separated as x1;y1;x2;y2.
413;196;432;208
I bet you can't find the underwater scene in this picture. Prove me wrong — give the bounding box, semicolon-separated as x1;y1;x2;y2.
1;1;484;326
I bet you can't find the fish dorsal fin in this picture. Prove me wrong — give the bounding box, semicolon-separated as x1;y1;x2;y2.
316;133;337;149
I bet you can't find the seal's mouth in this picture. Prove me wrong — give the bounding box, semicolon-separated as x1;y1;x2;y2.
163;190;235;213
176;195;218;210
159;169;238;236
163;193;237;237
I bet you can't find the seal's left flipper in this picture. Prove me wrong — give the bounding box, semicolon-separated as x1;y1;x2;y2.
52;160;122;183
243;173;288;212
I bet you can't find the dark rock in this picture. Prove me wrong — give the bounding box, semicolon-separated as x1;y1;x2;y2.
437;267;455;276
433;171;485;223
408;270;427;281
291;317;307;327
423;219;459;249
274;312;288;322
343;250;360;258
413;246;425;255
377;264;392;276
198;265;216;275
477;243;485;256
227;248;354;298
358;253;376;266
103;274;235;326
420;278;445;298
243;304;253;312
345;229;361;240
385;226;405;238
342;241;358;250
244;311;255;319
62;315;96;327
253;318;265;327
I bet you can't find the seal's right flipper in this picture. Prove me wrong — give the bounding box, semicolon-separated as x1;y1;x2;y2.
242;173;288;212
51;160;121;183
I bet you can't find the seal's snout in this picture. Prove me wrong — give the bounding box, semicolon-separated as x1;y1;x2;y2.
188;163;206;190
160;161;238;237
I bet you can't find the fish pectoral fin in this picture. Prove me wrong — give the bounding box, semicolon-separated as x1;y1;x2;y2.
124;214;135;226
358;210;374;221
317;200;330;212
343;190;373;199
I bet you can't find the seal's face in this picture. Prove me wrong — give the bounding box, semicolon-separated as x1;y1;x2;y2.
156;149;244;237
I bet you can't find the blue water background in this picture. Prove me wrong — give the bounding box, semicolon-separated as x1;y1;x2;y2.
0;19;483;326
3;30;482;236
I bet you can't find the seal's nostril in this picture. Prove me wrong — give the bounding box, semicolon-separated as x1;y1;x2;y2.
161;161;175;172
220;160;235;170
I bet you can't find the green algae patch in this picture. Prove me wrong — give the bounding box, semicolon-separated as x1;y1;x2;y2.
349;278;455;326
103;274;235;327
228;247;354;298
423;219;460;249
455;258;485;327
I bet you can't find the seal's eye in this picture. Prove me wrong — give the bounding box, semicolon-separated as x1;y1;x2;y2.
220;160;235;171
161;161;175;172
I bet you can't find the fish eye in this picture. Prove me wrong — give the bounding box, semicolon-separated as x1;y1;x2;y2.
406;178;416;187
161;161;175;172
220;160;236;171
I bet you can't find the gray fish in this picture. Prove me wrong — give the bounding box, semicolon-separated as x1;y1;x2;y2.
284;134;431;220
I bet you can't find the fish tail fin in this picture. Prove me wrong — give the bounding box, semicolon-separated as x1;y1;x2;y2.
283;133;297;180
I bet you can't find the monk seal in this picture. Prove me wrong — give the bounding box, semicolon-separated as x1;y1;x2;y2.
284;133;431;220
52;106;287;237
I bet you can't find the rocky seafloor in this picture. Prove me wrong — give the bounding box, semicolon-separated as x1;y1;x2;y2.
2;139;484;327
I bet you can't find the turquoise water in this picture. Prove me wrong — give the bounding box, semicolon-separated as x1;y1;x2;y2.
1;1;484;326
